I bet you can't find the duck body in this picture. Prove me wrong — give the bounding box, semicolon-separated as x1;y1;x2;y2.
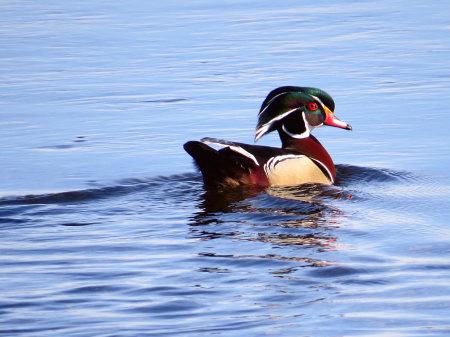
184;86;351;188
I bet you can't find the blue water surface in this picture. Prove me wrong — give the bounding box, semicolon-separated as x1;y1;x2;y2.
1;0;450;336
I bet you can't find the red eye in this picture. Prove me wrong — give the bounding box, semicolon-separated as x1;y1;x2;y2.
308;102;318;111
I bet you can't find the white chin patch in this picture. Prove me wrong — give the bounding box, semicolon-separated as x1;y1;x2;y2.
282;124;309;138
281;112;315;139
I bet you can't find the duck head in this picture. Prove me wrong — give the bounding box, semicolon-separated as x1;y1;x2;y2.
255;86;352;142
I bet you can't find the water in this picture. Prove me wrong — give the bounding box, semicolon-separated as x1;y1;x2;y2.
1;1;450;336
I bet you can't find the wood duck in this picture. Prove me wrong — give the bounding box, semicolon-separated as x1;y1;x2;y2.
184;86;352;187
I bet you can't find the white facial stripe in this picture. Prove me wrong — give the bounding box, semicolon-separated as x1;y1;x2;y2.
258;92;286;117
282;124;309;139
309;95;326;109
281;111;316;139
255;108;298;142
254;124;271;142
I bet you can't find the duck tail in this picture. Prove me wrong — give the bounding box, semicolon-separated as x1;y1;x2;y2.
183;141;254;187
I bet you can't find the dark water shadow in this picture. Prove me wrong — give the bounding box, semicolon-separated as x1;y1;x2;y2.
0;172;202;207
335;164;416;186
35;136;90;151
0;173;203;228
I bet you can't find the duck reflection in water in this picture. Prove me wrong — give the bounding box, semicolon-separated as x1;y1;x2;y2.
188;182;350;269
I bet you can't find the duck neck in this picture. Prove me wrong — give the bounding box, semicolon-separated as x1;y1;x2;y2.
278;129;336;180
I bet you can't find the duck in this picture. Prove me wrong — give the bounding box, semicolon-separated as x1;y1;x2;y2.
184;86;352;187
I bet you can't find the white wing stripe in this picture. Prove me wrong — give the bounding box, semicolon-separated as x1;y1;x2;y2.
201;137;260;166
